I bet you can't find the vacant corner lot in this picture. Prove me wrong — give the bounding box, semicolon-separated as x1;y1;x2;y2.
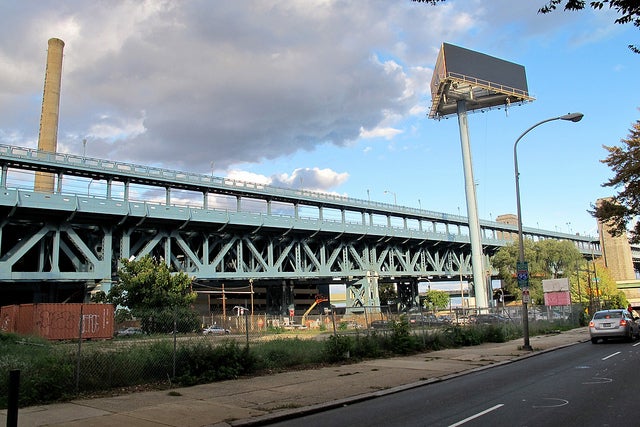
0;313;580;410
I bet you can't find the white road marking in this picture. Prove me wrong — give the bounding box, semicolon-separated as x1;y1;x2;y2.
531;398;569;408
633;342;640;347
602;351;621;360
583;377;613;384
448;404;504;427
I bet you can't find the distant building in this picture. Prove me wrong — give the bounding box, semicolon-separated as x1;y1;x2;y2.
495;214;518;241
596;198;636;282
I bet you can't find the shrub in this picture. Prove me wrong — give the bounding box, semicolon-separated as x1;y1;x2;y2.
325;335;353;362
351;333;384;359
389;316;420;354
252;338;326;370
0;334;75;407
174;340;255;386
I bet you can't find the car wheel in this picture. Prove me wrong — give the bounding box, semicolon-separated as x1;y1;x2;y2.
591;337;598;344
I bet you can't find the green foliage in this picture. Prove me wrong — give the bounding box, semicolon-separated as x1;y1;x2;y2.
0;334;75;407
92;255;199;333
174;341;255;386
424;290;450;311
351;333;384;358
603;290;628;309
253;338;326;370
443;325;484;347
378;283;397;305
325;335;354;362
1;313;584;409
594;120;640;240
491;239;583;304
94;255;196;314
389;316;420;354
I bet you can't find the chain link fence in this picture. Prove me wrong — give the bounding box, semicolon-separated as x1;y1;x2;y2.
1;302;584;407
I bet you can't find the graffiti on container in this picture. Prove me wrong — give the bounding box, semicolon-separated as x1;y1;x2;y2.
81;314;101;334
1;313;10;332
38;310;102;335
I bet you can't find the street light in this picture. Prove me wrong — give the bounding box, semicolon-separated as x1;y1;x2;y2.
384;190;397;205
514;112;583;351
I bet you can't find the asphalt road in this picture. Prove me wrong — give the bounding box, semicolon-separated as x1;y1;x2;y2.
268;339;640;427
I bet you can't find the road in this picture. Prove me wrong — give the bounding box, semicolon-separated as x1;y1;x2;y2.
268;340;640;427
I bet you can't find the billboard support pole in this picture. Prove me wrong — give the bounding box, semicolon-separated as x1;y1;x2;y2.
456;99;488;311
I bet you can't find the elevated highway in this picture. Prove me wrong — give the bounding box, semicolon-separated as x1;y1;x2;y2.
0;143;600;312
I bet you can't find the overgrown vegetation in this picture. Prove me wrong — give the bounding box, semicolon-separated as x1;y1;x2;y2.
0;318;580;409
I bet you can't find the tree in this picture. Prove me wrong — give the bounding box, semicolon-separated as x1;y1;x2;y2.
93;255;198;332
569;258;621;308
379;283;398;306
423;289;450;312
592;119;640;242
412;0;640;53
491;239;583;305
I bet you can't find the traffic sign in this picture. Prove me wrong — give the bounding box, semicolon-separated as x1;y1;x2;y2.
522;288;531;304
516;261;529;288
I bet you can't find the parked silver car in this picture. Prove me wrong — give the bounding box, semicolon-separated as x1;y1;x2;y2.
202;325;230;335
589;309;640;343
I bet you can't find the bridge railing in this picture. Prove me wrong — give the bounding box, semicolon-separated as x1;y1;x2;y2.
0;143;600;254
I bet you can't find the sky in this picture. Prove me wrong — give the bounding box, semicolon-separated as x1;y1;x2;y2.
1;0;638;238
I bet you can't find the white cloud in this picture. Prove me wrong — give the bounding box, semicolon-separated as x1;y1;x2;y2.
227;167;348;193
359;126;403;140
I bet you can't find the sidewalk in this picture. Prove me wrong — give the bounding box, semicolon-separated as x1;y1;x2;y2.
1;327;589;427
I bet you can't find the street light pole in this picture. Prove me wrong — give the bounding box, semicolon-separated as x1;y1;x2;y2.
384;190;397;205
514;112;583;351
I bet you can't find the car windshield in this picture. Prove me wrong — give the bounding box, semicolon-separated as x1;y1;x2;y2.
594;311;622;320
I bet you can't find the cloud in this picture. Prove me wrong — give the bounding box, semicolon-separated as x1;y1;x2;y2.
0;0;606;178
228;166;349;193
1;1;455;170
359;126;403;140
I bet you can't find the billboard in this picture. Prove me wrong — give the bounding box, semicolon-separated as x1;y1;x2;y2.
429;43;534;118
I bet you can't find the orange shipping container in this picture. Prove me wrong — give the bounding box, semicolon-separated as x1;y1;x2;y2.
1;303;114;340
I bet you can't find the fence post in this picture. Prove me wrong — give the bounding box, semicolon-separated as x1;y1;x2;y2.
173;308;177;379
7;369;20;427
245;311;249;347
75;304;84;393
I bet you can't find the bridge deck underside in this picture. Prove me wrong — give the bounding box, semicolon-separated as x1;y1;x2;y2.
0;202;484;285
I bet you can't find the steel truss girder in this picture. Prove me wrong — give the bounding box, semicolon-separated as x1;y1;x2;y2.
0;217;477;283
122;228;475;280
0;221;110;281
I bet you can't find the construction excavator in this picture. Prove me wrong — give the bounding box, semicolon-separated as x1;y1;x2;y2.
301;294;328;326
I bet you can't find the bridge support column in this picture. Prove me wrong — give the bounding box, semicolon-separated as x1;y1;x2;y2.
397;279;419;312
91;279;112;300
0;165;7;188
266;282;294;316
346;271;380;314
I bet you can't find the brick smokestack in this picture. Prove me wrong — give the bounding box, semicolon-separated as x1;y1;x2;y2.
35;38;65;193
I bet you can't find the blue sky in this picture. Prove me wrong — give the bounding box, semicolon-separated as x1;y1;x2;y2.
0;0;638;238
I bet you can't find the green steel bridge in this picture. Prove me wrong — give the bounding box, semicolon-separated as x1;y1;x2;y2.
0;143;600;314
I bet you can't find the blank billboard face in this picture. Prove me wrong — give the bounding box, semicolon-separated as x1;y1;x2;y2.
430;43;533;118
